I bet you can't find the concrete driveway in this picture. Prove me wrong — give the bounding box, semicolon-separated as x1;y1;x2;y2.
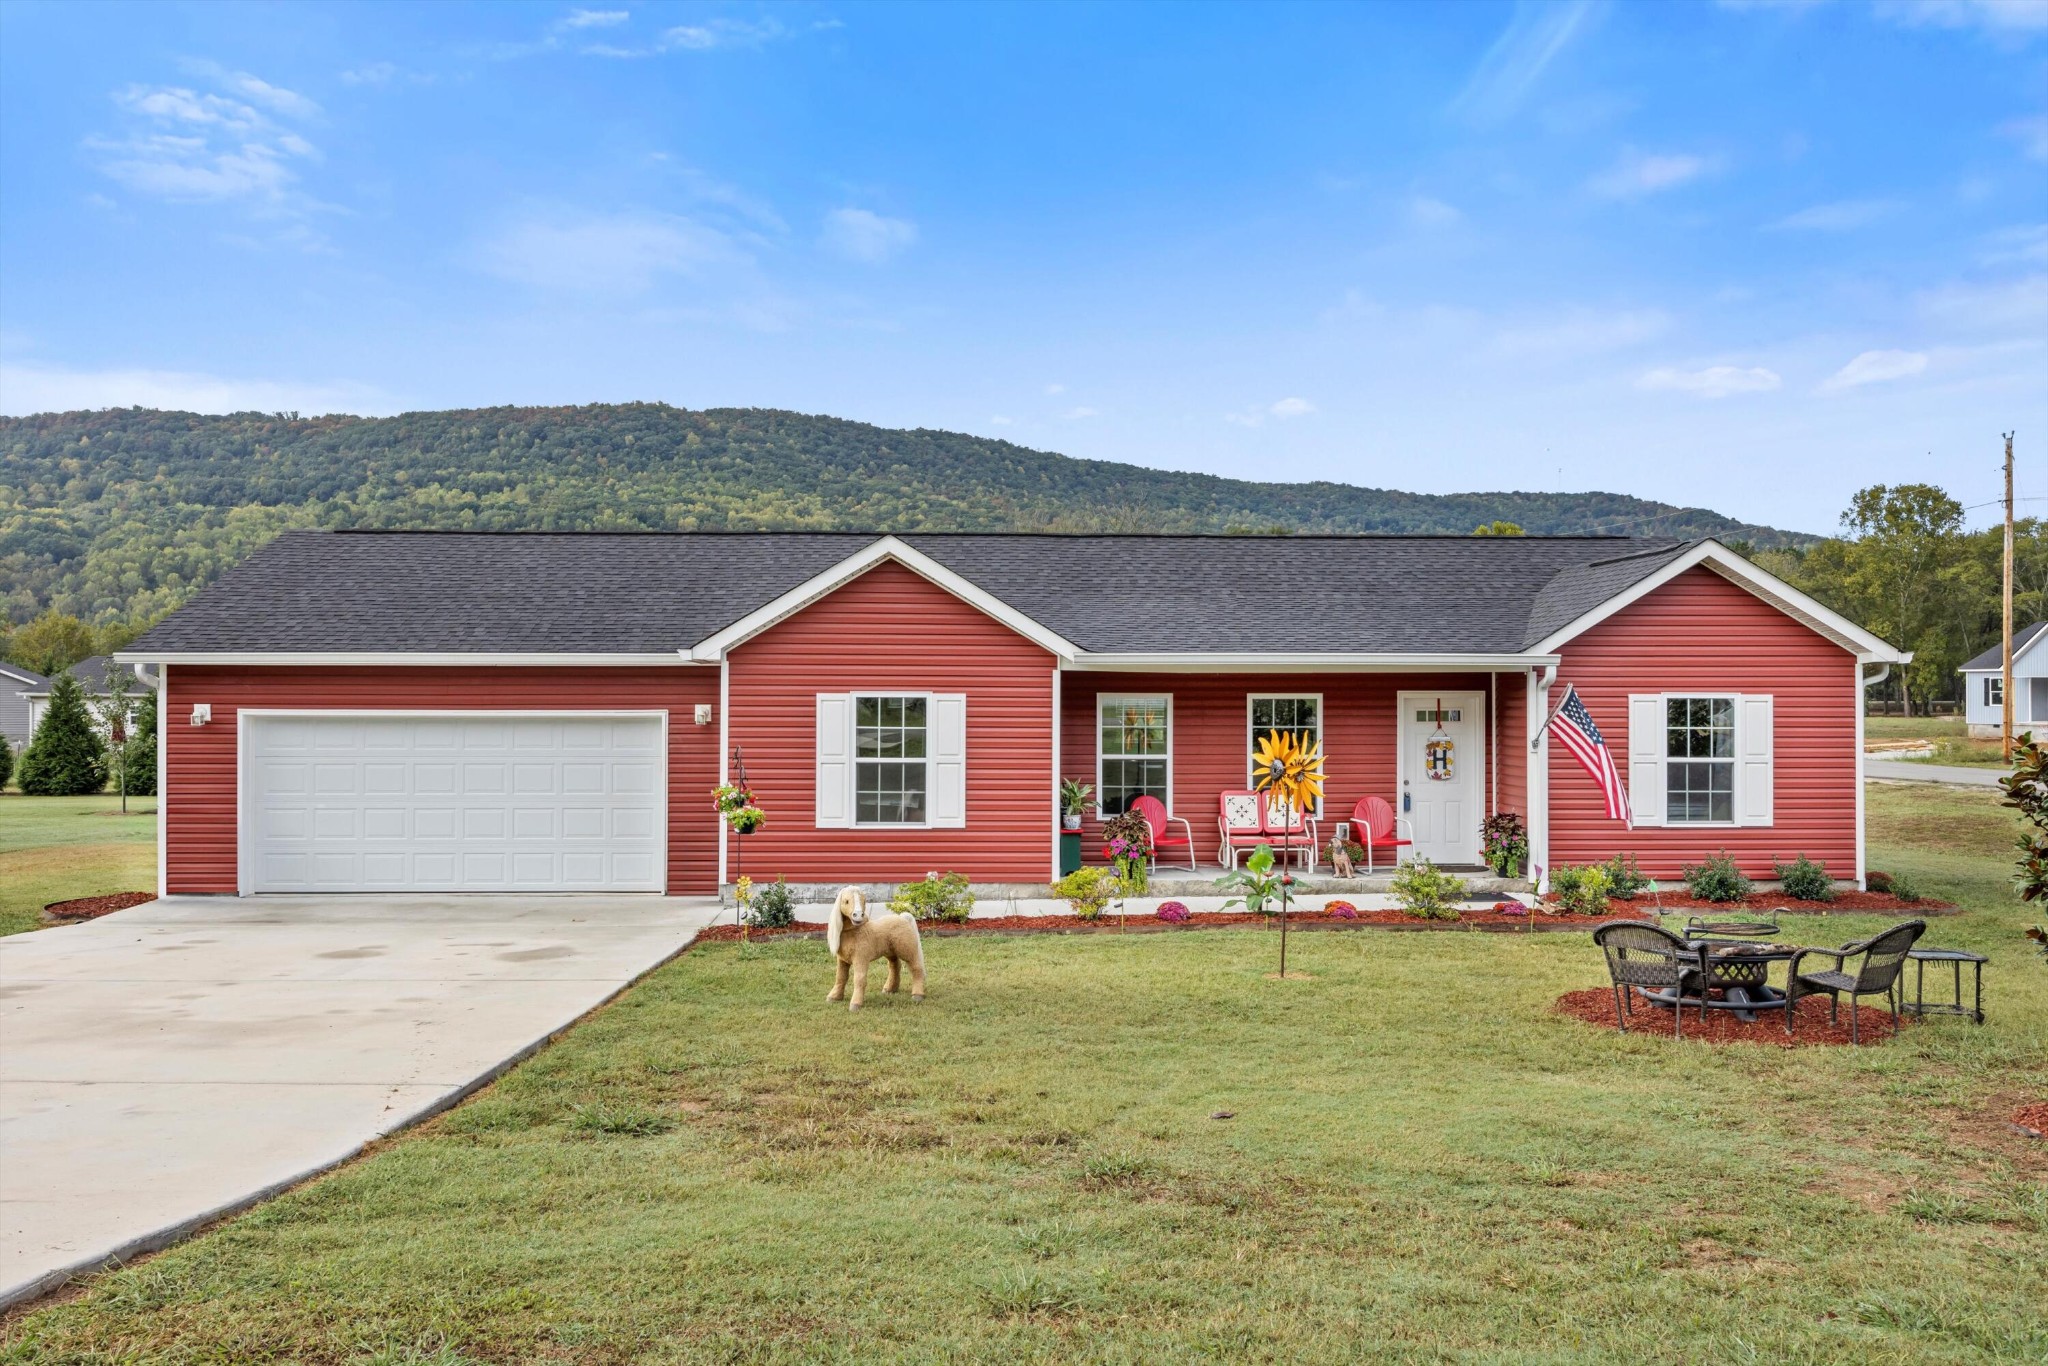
0;893;721;1309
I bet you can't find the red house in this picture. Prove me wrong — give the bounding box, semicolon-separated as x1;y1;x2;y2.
117;530;1904;898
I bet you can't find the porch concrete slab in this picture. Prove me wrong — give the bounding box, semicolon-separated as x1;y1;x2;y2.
0;894;721;1310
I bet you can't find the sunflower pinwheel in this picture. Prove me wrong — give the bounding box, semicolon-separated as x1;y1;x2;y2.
1252;728;1324;818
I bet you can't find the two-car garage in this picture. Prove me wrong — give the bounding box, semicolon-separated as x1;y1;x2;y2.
241;713;666;893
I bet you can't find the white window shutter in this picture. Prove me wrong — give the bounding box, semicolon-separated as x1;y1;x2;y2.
928;693;967;828
815;693;853;828
1626;694;1666;827
1737;694;1774;827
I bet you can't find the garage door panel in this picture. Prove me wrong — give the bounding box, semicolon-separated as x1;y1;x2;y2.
247;715;664;893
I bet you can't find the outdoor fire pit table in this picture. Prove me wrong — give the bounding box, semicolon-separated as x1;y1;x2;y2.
1642;940;1798;1023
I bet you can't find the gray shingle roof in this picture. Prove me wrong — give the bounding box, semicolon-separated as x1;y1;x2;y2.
1960;622;2047;673
129;530;1699;657
16;656;143;696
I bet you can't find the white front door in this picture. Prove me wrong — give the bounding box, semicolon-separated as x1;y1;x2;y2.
1397;692;1484;866
242;713;665;893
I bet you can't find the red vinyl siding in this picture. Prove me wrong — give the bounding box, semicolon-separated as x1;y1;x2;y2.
1059;671;1513;863
724;560;1056;882
1547;566;1859;880
163;665;721;895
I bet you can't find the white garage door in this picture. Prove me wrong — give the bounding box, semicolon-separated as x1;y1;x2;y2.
244;714;665;893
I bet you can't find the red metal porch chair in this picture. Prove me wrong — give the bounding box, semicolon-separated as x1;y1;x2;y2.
1130;795;1196;872
1347;795;1413;873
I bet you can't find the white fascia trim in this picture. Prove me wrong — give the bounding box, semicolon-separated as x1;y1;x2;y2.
113;652;701;667
686;535;1080;663
1527;540;1908;663
1068;652;1560;672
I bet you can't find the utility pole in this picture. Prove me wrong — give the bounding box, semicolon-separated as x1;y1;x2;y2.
2004;432;2017;763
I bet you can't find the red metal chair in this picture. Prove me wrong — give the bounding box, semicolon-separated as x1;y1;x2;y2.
1348;796;1413;873
1131;795;1196;871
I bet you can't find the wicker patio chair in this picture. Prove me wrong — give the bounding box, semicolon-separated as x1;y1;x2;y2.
1592;921;1704;1039
1784;920;1926;1044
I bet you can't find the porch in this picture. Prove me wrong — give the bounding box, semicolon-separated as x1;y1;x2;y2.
1058;668;1531;876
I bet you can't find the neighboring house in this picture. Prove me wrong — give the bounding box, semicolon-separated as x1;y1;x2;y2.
116;530;1906;898
1959;622;2048;739
18;656;151;738
0;661;50;747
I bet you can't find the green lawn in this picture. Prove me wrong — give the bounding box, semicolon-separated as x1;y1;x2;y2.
0;794;157;937
5;786;2044;1364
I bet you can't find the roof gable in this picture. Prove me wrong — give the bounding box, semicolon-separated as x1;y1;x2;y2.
1960;622;2048;673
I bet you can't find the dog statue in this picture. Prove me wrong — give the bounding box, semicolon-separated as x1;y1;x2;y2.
825;886;925;1010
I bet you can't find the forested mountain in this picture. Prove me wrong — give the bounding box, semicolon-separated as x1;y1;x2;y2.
0;403;1806;627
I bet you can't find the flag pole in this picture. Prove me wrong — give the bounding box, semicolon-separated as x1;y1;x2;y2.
1529;685;1572;750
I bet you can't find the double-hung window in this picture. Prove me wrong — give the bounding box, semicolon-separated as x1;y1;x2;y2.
1987;677;2004;707
855;695;927;825
1098;695;1170;817
1248;695;1322;814
1664;697;1735;824
1625;692;1773;827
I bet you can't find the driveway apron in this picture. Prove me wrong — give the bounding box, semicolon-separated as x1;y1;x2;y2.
0;894;720;1309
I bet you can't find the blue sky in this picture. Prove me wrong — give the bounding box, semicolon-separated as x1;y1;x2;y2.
1;0;2044;535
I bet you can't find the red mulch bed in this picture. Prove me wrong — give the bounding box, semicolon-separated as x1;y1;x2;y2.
1554;986;1903;1046
696;906;1652;942
2012;1102;2048;1138
43;891;155;921
1564;891;1952;914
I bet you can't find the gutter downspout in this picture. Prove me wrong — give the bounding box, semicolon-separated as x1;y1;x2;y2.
1528;663;1557;895
1855;661;1894;892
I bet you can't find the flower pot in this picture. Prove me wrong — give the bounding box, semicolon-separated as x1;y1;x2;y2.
1062;813;1082;830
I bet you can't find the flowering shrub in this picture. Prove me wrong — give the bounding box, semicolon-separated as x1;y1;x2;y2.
1101;809;1152;895
1155;900;1191;923
1053;866;1122;920
1492;900;1530;917
889;871;974;923
1324;900;1359;920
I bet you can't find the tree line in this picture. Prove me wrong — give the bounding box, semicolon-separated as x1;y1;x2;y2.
1747;483;2038;712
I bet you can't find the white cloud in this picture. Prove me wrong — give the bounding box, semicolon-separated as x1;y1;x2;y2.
1062;406;1099;420
1044;382;1066;395
0;362;385;417
1407;195;1462;227
1982;223;2048;265
1225;397;1318;427
660;17;786;50
91;72;323;231
1590;150;1714;199
1636;364;1781;398
1918;273;2048;333
475;210;743;292
989;415;1014;426
1490;308;1669;357
1449;0;1600;125
2003;115;2048;163
1819;349;1929;392
564;8;630;27
1768;198;1900;230
221;72;321;120
819;207;917;264
1875;1;2048;34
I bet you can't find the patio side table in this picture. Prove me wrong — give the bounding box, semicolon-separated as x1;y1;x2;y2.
1900;948;1986;1025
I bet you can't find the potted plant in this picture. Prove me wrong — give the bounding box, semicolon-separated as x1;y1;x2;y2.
1101;808;1152;897
1481;812;1527;880
1059;778;1093;831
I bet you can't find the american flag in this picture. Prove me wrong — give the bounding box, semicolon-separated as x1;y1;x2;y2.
1549;685;1632;826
